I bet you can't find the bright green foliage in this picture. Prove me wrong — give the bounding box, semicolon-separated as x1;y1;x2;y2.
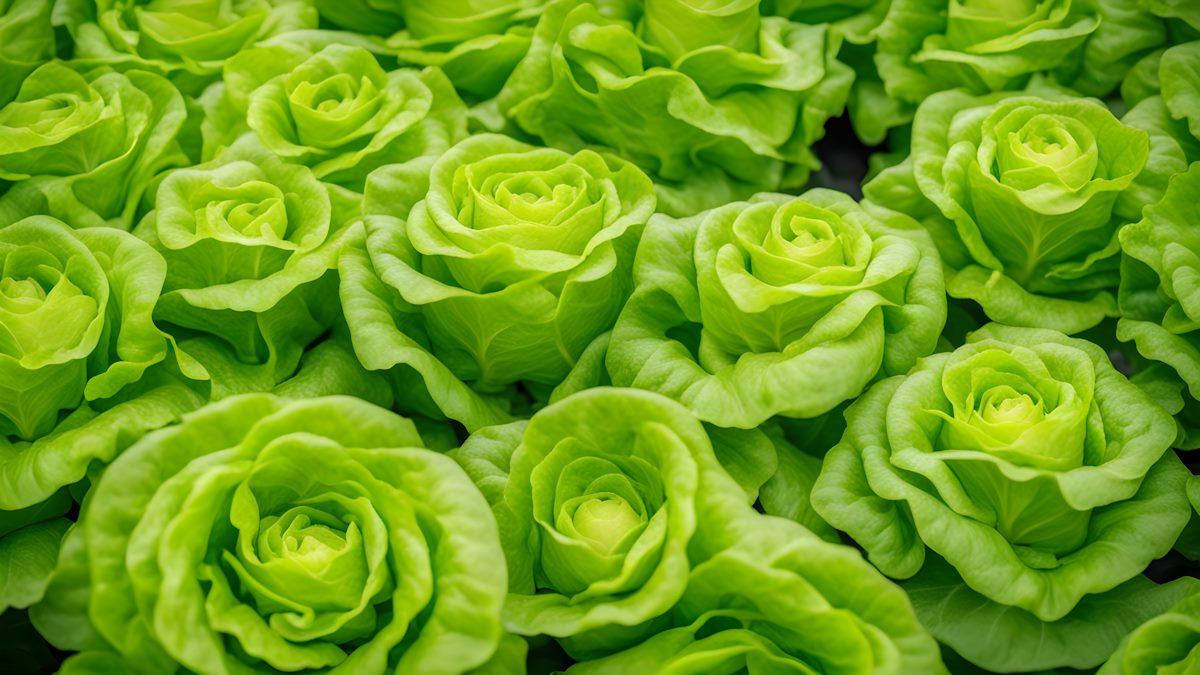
1120;162;1200;447
497;0;853;215
609;190;944;428
31;394;509;674
341;133;655;430
454;387;946;672
452;388;730;657
1097;582;1200;675
0;216;201;510
57;0;319;95
865;89;1175;334
4;2;1200;673
134;139;357;394
0;0;55;107
0;62;188;229
875;0;1101;110
812;324;1192;671
201;42;468;191
388;1;545;101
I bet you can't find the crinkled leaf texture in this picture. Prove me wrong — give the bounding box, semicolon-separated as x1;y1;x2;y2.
31;394;508;675
1119;162;1200;446
609;189;944;428
135;137;358;394
201;41;469;191
812;324;1191;670
57;0;319;95
341;133;653;431
0;216;205;510
497;0;853;216
864;87;1184;334
379;1;545;101
0;62;188;229
559;402;948;675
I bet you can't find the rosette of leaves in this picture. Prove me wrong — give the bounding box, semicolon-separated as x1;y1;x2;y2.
30;394;510;674
0;0;56;106
1096;583;1200;675
0;216;203;510
1118;162;1200;447
340;133;655;431
864;88;1177;335
201;42;468;191
452;387;768;658
562;453;948;675
134;139;358;395
56;0;318;95
811;324;1194;671
381;1;546;102
608;190;945;429
1122;40;1200;144
872;0;1099;118
497;0;853;216
0;61;187;230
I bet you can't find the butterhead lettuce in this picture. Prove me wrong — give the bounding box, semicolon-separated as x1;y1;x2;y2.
340;133;654;430
812;324;1192;671
609;189;945;428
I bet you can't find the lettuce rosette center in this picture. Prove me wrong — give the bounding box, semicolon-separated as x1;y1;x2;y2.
342;133;653;418
936;345;1089;471
813;324;1190;646
610;190;944;428
34;395;508;674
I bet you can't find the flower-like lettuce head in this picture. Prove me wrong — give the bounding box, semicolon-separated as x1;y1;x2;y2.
57;0;317;94
0;216;202;510
563;473;948;675
812;324;1192;671
1118;162;1200;446
452;387;752;658
340;133;654;430
609;189;945;429
875;0;1101;104
31;394;509;674
865;89;1162;334
0;0;55;106
497;0;853;216
1097;583;1200;675
136;139;358;393
378;0;546;102
203;42;468;191
0;62;187;229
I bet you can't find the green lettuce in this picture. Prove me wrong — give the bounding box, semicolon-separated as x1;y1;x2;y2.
57;0;319;95
340;133;655;430
500;389;946;673
387;1;544;102
865;88;1176;334
0;216;202;510
1119;162;1200;448
608;190;944;428
875;0;1101;98
497;0;853;215
812;323;1192;671
134;138;358;396
201;42;468;191
0;62;188;230
451;388;738;657
31;394;510;674
1096;581;1200;675
0;0;55;106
